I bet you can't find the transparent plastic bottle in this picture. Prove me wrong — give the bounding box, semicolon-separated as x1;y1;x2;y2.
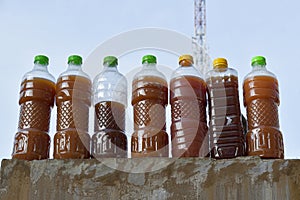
131;55;169;157
12;55;56;160
53;55;91;159
92;56;127;158
206;58;245;158
170;55;208;157
243;56;284;158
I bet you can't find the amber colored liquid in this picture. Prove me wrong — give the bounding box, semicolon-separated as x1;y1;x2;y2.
54;75;91;159
207;75;245;158
12;77;55;160
170;76;208;157
243;75;284;158
92;101;127;158
131;76;169;157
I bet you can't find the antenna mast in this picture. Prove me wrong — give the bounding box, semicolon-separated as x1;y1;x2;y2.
193;0;210;75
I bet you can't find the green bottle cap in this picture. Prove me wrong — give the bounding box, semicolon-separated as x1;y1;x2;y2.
68;55;82;65
251;56;266;66
34;55;49;65
142;55;157;64
103;56;118;67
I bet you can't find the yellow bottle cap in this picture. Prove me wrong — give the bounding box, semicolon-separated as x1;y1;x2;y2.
213;58;228;69
179;54;194;64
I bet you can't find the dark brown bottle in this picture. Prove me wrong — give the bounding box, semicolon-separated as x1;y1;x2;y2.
170;55;208;157
12;55;55;160
206;58;245;158
131;55;169;157
54;55;91;159
92;56;127;158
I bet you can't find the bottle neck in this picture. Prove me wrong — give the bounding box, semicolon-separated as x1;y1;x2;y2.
33;63;49;72
252;64;266;71
142;63;157;70
103;64;118;72
213;66;228;72
67;64;82;72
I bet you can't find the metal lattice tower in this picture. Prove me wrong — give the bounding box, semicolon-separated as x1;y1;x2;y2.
193;0;211;75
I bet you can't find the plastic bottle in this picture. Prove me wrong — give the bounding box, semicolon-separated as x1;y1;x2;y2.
243;56;284;158
53;55;91;159
12;55;56;160
131;55;169;157
206;58;245;158
92;56;127;158
170;55;208;157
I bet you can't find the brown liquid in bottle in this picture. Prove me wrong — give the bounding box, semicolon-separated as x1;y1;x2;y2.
12;77;55;160
54;75;91;159
244;76;284;158
170;76;208;157
131;76;169;157
92;101;127;158
207;75;245;158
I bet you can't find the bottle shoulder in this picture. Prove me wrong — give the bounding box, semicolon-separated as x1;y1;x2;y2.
59;69;90;80
134;66;167;81
56;74;92;87
23;68;55;83
205;67;238;79
244;68;276;81
93;70;127;85
92;70;127;106
171;65;204;80
132;74;167;87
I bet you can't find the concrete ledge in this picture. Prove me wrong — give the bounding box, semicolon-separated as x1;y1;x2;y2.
0;157;299;200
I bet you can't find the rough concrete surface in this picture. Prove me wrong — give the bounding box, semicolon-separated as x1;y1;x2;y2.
0;157;299;200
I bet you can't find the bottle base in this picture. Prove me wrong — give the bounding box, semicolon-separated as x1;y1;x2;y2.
131;129;169;157
171;121;208;158
210;144;245;159
91;130;127;158
12;131;50;161
209;132;246;159
246;127;284;159
53;130;90;159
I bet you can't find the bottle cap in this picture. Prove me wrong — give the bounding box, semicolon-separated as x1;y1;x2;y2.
213;58;228;69
103;56;118;67
251;56;266;66
179;54;194;64
68;55;82;65
34;55;49;65
142;55;157;64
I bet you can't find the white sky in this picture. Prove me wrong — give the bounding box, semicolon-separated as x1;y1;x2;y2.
0;0;299;159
